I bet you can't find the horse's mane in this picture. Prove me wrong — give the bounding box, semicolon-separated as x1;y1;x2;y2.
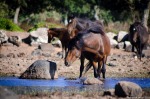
72;17;105;35
130;21;148;35
49;28;67;32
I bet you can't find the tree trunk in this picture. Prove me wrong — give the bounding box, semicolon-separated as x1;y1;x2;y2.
142;1;150;30
14;6;20;24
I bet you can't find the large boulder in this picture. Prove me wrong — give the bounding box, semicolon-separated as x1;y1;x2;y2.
0;86;18;99
0;30;8;45
29;28;48;45
83;78;103;85
115;81;143;97
109;38;118;48
117;31;128;42
20;60;58;79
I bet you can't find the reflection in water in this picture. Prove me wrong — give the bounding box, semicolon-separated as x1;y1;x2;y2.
0;77;150;94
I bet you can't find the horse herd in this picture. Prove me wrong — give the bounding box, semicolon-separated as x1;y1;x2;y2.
47;17;149;79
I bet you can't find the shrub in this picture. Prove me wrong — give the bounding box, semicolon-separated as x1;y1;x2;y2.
0;18;23;31
28;22;64;32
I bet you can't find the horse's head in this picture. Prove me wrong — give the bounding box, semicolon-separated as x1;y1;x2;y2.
65;38;81;66
67;19;77;34
47;29;55;43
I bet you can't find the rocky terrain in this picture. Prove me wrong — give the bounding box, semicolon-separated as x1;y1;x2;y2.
0;30;150;99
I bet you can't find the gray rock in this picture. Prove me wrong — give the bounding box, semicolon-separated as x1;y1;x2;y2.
0;30;8;45
29;28;48;45
20;60;58;79
106;32;117;39
109;38;118;48
38;43;54;51
0;86;18;99
83;78;103;85
116;42;124;49
115;81;143;97
8;36;22;47
124;41;132;52
31;49;42;56
117;31;128;42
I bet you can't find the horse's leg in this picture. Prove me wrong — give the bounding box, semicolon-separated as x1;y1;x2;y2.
79;54;85;78
101;56;107;79
132;45;135;52
92;61;99;78
83;61;92;76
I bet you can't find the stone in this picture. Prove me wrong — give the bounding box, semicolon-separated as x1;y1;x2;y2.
29;28;48;45
38;43;54;51
116;42;124;49
106;32;117;39
115;81;143;97
117;31;128;42
0;30;8;45
109;38;118;48
124;41;132;52
20;60;58;79
8;36;22;47
83;78;103;85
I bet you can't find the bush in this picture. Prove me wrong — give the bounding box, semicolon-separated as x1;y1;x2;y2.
0;18;23;31
28;22;64;32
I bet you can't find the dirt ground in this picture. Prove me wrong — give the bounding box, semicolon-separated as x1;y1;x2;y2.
0;31;150;98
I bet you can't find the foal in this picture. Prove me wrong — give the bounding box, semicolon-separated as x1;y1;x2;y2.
47;28;70;58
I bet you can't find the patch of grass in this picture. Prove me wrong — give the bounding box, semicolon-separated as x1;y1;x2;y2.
0;18;23;31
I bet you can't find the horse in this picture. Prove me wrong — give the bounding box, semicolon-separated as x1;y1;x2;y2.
65;30;111;79
129;22;149;60
67;17;104;38
47;28;70;58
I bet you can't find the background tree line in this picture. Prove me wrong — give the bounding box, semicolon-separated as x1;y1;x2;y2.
0;0;150;32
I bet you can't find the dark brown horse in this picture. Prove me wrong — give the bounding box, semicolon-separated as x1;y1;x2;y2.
67;17;104;38
129;22;149;60
47;28;70;58
65;30;111;79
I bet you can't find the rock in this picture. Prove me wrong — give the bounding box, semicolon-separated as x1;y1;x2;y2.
29;28;48;45
31;49;42;56
8;36;22;47
115;81;143;97
109;38;118;48
0;30;8;45
106;32;117;39
117;31;128;42
0;86;18;99
52;40;62;48
83;78;103;85
124;41;132;52
38;43;54;51
20;60;58;79
116;42;124;49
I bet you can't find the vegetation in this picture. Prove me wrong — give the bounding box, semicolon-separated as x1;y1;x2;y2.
0;18;23;31
0;0;149;32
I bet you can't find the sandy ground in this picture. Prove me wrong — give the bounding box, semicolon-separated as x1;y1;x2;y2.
0;31;150;98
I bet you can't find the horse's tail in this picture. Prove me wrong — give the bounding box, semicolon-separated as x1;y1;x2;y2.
84;61;92;75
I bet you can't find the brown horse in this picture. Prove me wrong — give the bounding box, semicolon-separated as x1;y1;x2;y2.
67;17;104;38
65;30;111;79
129;22;149;60
47;28;70;58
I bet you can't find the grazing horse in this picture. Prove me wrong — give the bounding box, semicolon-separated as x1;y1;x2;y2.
65;30;111;79
67;17;104;38
47;28;70;58
129;22;149;60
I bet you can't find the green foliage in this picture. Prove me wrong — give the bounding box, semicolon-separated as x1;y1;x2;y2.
98;9;113;23
28;22;64;32
0;2;9;18
0;18;23;31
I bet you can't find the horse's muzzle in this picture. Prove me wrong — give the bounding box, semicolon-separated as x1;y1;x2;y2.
64;60;71;67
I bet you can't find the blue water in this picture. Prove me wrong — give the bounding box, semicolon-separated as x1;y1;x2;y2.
0;77;150;89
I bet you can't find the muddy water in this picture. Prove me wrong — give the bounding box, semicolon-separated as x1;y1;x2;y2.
0;77;150;94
